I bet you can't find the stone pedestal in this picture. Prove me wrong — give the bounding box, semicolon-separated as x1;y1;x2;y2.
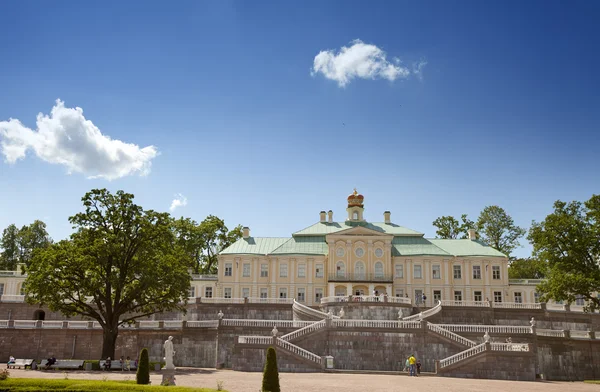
161;368;176;386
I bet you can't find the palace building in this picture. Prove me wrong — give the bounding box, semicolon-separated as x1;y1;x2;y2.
216;190;538;306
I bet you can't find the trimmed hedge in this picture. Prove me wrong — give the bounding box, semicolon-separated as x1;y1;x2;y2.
136;348;150;385
0;378;220;391
261;347;280;392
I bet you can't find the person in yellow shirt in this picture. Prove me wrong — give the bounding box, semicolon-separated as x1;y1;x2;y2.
408;354;417;377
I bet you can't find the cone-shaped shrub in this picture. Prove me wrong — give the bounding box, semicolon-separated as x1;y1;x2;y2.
262;346;280;392
136;348;150;385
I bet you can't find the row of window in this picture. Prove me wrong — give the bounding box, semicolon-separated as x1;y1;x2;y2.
0;283;26;296
222;287;323;302
224;263;324;279
188;286;213;298
390;264;502;280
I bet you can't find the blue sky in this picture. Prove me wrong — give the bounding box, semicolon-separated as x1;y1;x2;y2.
0;0;599;258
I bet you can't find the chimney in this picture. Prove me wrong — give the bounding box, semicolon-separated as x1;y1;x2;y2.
243;227;250;239
328;210;333;223
468;229;477;241
384;211;391;224
320;211;326;223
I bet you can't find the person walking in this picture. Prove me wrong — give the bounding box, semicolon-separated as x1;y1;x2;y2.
408;354;417;377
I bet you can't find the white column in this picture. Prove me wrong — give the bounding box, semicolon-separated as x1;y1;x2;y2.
270;258;277;298
328;282;335;297
368;283;375;295
234;258;240;297
386;284;392;296
346;283;352;296
252;257;258;297
444;259;449;285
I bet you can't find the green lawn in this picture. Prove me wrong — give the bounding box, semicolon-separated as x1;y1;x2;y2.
584;380;600;384
0;378;223;391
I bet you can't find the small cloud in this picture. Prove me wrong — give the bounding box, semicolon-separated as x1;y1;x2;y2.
413;59;428;80
0;99;158;180
169;194;188;212
311;39;411;87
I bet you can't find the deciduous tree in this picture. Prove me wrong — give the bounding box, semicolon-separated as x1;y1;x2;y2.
529;195;600;312
25;189;190;358
0;221;52;270
508;258;548;279
476;206;526;257
432;214;474;239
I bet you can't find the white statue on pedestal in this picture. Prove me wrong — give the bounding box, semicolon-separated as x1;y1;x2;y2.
339;308;345;318
483;331;491;343
217;310;224;320
164;335;175;370
271;325;278;337
530;317;536;327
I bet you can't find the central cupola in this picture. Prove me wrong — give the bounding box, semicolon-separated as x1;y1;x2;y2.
346;188;365;222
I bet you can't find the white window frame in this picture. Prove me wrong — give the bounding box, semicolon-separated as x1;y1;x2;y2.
297;288;305;302
474;291;482;302
453;265;462;279
514;292;522;303
315;288;323;302
432;265;441;279
413;265;422;279
260;288;268;299
395;264;404;278
279;288;288;299
224;263;232;277
374;262;384;278
188;286;196;298
224;287;232;299
433;290;442;301
454;290;462;301
280;263;288;278
242;263;251;278
492;265;501;280
472;265;481;280
242;287;250;298
260;264;268;278
315;263;324;278
298;264;306;278
494;291;503;303
205;287;213;298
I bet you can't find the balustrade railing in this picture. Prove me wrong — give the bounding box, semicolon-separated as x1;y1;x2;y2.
67;321;89;329
536;329;565;338
545;303;566;311
281;320;326;341
201;297;246;304
490;342;530;352
92;321;102;329
1;295;25;303
0;270;17;276
138;321;160;329
0;320;9;328
437;324;532;334
332;319;397;329
42;321;64;329
439;343;486;368
186;320;219;328
569;330;590;339
237;336;273;345
492;302;542;310
190;274;218;281
276;338;323;366
163;320;183;329
321;295;409;304
293;299;339;320
440;300;489;308
427;323;476;347
247;297;294;304
14;320;37;328
221;319;312;328
403;300;442;321
327;273;393;282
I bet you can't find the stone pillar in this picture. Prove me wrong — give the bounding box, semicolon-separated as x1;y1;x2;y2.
346;283;352;296
368;284;375;296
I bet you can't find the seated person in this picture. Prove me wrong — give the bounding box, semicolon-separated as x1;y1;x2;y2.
44;356;57;370
103;357;112;371
124;356;131;371
7;355;15;368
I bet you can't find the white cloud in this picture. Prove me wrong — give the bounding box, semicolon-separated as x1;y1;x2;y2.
413;59;428;80
0;99;158;180
311;39;411;87
169;194;187;212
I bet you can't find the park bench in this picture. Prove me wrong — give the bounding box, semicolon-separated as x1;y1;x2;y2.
7;359;34;369
45;359;85;370
99;359;138;371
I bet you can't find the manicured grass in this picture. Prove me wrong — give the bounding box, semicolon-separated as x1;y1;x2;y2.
584;380;600;384
0;378;223;391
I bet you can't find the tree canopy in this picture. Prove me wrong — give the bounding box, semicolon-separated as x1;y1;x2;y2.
25;189;191;358
432;214;474;239
508;258;548;279
529;195;600;312
0;220;52;270
174;215;242;274
476;206;526;257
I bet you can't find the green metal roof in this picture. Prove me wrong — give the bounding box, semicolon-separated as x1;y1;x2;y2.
391;237;451;256
220;237;289;255
270;236;329;255
293;221;423;236
428;239;507;258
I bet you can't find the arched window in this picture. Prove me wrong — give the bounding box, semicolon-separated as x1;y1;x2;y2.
336;261;346;278
33;309;46;321
355;261;365;279
352;211;358;220
374;262;384;279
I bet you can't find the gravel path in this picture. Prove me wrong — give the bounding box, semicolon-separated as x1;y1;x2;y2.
6;368;599;392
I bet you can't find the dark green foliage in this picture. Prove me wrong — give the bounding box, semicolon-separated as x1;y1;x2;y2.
136;348;150;385
262;347;280;392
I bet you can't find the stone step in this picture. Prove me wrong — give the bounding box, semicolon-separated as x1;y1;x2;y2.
325;369;436;377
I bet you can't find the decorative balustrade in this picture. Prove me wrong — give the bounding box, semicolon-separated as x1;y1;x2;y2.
186;320;219;328
281;320;326;341
536;329;566;338
492;302;542;310
276;338;323;366
138;321;160;329
1;295;25;303
221;319;312;328
14;320;37;328
321;295;410;305
293;299;339;320
508;279;544;285
190;274;218;281
42;320;64;329
569;330;591;339
0;270;17;276
333;319;400;329
67;321;90;329
92;321;102;329
403;300;442;321
327;272;393;282
545;303;566;311
437;324;532;334
427;323;476;347
440;300;489;308
201;297;245;304
490;343;530;352
439;343;486;368
163;320;183;329
0;320;9;328
237;336;274;345
246;297;294;305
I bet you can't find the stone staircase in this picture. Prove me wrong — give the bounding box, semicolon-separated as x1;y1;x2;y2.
403;300;442;321
292;299;340;321
426;322;477;348
281;319;327;342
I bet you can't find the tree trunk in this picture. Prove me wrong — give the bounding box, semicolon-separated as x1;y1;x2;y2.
101;327;119;359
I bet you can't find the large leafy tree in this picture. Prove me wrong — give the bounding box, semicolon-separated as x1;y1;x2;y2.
529;195;600;312
476;206;526;257
25;189;191;358
0;221;52;270
432;214;474;239
508;258;548;279
174;215;242;274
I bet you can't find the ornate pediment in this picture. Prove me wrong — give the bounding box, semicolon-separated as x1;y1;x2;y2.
326;225;391;238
